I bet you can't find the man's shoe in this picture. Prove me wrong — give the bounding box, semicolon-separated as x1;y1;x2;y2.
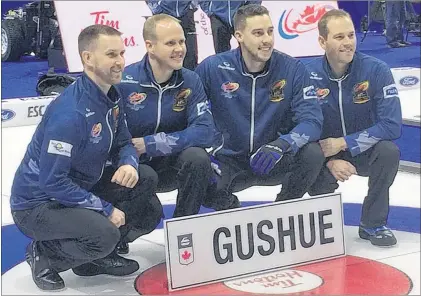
25;241;65;291
388;41;406;48
72;251;139;276
359;225;397;247
203;195;241;211
399;40;412;46
230;196;241;209
116;241;129;255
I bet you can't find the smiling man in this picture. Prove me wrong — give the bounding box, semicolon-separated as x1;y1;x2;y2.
306;9;403;247
116;14;215;254
195;4;324;211
9;25;165;291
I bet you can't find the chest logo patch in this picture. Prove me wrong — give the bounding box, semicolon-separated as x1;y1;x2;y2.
90;123;103;144
270;79;286;102
353;81;370;104
173;88;191;112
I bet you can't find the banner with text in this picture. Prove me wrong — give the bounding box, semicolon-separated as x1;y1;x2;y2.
55;1;338;73
1;95;58;128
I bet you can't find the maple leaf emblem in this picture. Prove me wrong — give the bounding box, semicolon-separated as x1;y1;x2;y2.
182;250;191;261
290;132;310;148
292;5;328;29
152;133;179;154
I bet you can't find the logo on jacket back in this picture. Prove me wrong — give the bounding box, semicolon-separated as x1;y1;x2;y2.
177;234;194;265
278;4;334;39
221;82;239;98
127;92;147;110
1;109;16;122
353;81;370;104
270;80;286;102
399;76;419;87
173;88;191;112
90;123;103;143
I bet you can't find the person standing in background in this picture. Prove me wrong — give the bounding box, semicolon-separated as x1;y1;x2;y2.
199;0;262;53
385;1;411;47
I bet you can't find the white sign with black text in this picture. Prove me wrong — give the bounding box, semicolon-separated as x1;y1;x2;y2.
164;193;346;291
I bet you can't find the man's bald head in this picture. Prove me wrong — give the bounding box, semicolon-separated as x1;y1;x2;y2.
143;14;182;41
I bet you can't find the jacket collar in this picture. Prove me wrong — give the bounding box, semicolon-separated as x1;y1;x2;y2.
79;72;120;109
234;47;271;77
322;52;360;82
138;54;184;87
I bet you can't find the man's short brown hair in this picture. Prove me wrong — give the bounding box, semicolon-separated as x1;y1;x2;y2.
233;4;269;31
318;9;352;39
78;24;122;56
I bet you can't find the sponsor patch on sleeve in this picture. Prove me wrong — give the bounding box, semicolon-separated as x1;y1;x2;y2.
303;85;318;100
196;101;211;116
47;140;73;157
383;84;399;99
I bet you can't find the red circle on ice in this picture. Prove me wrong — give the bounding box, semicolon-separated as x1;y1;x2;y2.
134;255;412;295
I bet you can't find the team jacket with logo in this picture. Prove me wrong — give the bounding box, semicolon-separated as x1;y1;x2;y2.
200;1;262;28
305;52;402;157
10;74;139;216
117;55;214;159
195;48;323;160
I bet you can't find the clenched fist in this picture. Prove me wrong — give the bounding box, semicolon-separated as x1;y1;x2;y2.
109;207;126;228
111;165;138;188
326;159;357;182
132;137;146;156
319;137;347;157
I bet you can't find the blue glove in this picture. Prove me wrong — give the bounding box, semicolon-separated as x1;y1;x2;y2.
250;139;289;175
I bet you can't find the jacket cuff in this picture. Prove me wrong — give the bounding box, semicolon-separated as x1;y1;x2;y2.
101;201;114;217
118;155;139;171
278;135;298;155
344;136;359;157
143;135;154;157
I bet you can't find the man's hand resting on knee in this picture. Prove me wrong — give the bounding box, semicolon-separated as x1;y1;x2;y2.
132;137;146;156
109;207;126;228
111;165;139;188
326;159;357;182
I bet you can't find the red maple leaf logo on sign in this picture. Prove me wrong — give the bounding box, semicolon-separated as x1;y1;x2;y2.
182;250;191;261
292;5;328;29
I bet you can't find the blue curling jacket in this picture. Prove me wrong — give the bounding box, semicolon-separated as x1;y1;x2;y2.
146;0;195;18
195;48;323;160
10;74;139;216
200;1;262;28
305;52;402;157
117;55;214;159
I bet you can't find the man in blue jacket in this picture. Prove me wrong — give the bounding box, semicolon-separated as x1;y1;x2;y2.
146;0;198;70
195;4;325;210
116;14;214;252
10;25;163;291
306;9;402;247
200;0;261;53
